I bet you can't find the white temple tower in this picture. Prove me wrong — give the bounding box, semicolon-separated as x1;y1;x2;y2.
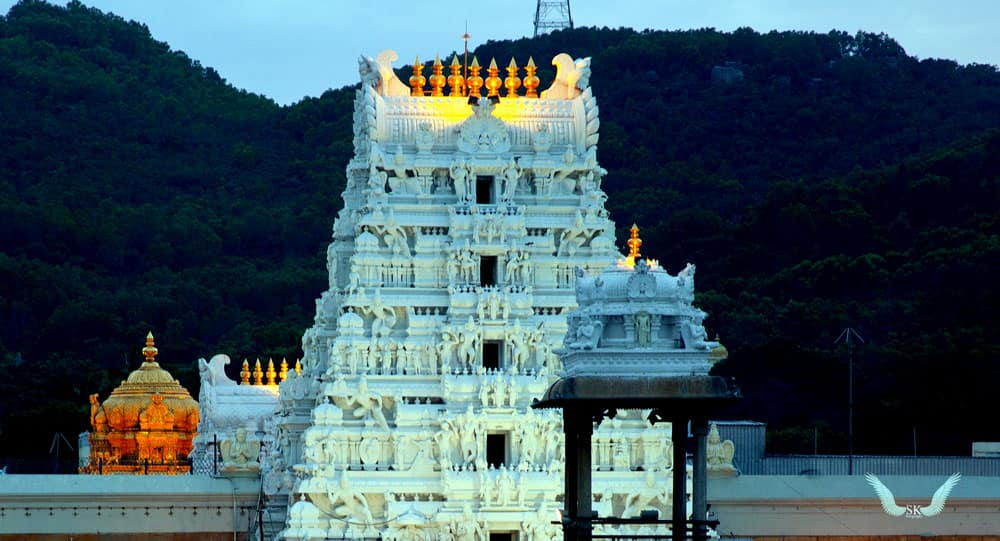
264;51;732;541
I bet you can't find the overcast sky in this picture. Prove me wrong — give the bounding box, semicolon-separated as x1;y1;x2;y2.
4;1;999;105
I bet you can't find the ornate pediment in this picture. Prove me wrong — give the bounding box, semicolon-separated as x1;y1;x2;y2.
456;99;511;154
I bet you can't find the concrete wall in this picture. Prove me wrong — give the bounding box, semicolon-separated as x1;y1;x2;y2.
0;475;259;538
709;475;1000;537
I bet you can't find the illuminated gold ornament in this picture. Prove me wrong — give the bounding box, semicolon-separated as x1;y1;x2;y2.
523;56;540;98
467;56;483;98
266;358;277;386
141;332;158;363
240;359;250;385
504;58;521;98
626;223;642;267
409;56;426;97
81;333;198;475
447;55;465;97
485;57;503;98
429;55;446;97
294;359;303;376
279;358;289;382
253;359;264;385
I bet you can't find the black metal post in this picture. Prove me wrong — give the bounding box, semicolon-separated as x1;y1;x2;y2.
563;408;593;541
672;418;688;541
213;433;218;476
691;418;709;541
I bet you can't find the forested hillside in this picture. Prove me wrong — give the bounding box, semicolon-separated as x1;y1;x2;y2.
1;0;998;468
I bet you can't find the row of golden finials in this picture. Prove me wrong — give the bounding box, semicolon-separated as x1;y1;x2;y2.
238;358;302;386
409;55;541;99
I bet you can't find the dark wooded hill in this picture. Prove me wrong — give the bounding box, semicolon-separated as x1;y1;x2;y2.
1;0;997;467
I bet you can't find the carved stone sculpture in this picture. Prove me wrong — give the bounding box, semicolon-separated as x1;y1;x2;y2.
326;471;374;524
220;428;262;473
621;469;670;518
706;422;737;476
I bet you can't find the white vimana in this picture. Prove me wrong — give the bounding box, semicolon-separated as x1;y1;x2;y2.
254;50;734;541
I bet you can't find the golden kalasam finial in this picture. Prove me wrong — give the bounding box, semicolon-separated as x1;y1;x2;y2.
142;332;158;363
266;358;277;386
409;56;426;97
523;56;539;98
448;54;465;97
279;358;289;382
429;55;446;97
253;358;264;385
294;359;302;376
626;223;643;266
240;359;250;385
504;58;521;98
467;56;483;98
485;57;502;98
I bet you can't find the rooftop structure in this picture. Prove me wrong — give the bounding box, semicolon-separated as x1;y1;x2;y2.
80;333;199;475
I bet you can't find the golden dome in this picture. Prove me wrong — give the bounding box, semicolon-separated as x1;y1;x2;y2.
82;332;199;475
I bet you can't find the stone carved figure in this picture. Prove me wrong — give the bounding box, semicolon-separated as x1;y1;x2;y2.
362;289;397;339
326;471;374;524
706;422;737;475
450;159;472;202
558;211;592;256
415;122;435;153
458;317;480;369
635;311;652;347
677;262;695;294
501;159;520;201
566;313;604;350
220;428;262;472
343;377;390;431
621;469;670;518
496;466;516;506
680;320;717;351
435;418;460;465
452;505;483;541
508;321;530;374
457;98;511;154
437;328;459;374
458;243;477;283
458;405;483;467
532;123;553;153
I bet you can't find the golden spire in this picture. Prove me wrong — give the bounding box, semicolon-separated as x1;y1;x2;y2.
240;359;250;385
467;56;483;98
253;358;264;385
141;332;158;363
504;57;521;98
294;358;302;376
485;57;502;98
409;56;426;97
279;358;289;382
447;54;465;97
266;358;277;386
429;54;446;97
626;223;643;267
523;56;539;98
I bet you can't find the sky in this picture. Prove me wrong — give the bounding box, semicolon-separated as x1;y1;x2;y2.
3;0;999;105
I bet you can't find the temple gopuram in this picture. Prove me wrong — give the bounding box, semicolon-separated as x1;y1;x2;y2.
81;332;199;474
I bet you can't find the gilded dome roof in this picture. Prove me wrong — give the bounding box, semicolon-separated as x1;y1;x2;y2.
82;332;199;475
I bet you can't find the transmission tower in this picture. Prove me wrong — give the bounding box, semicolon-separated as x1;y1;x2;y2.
534;0;574;37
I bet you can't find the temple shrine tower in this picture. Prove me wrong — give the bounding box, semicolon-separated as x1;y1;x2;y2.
265;51;732;541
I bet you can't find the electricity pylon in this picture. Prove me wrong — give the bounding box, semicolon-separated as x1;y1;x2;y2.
534;0;573;37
